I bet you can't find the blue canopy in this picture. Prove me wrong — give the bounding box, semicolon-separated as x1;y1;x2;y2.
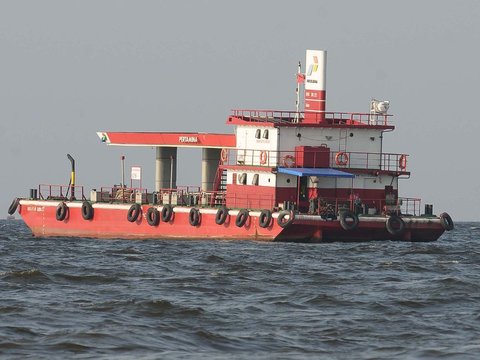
278;167;354;178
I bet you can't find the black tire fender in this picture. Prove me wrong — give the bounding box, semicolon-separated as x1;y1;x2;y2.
386;215;406;236
235;209;249;228
339;210;359;231
146;207;160;226
259;209;272;228
81;201;94;220
189;208;200;226
127;203;141;222
8;198;19;215
161;204;174;222
277;210;294;228
56;202;69;221
439;212;454;231
215;206;229;225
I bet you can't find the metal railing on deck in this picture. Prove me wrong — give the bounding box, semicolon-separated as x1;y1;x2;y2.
230;109;392;126
38;184;85;201
313;196;421;217
221;148;408;173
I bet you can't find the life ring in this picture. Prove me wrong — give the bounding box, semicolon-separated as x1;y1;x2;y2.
8;198;19;215
161;204;174;222
335;152;349;166
339;210;359;231
81;201;94;220
146;207;160;226
277;210;294;228
127;203;141;222
386;215;406;236
399;154;407;170
439;212;454;231
189;208;201;226
56;202;69;221
220;148;229;164
259;151;268;165
282;155;296;168
215;206;229;225
259;209;272;228
235;209;249;227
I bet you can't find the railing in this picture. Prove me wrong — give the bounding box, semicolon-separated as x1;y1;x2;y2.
312;196;421;217
36;183;422;216
38;184;85;201
230;109;392;127
221;148;408;173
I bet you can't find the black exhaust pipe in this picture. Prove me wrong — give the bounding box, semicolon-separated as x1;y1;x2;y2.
67;154;75;201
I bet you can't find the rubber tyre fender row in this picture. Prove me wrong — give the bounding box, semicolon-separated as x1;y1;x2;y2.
161;204;174;222
81;201;94;220
439;212;454;231
215;206;229;225
235;209;249;228
339;210;359;231
259;209;272;228
386;215;406;237
127;203;141;222
146;207;160;226
56;202;69;221
8;198;19;215
189;208;201;226
277;210;294;228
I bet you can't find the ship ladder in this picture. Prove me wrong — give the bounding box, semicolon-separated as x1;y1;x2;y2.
210;165;227;207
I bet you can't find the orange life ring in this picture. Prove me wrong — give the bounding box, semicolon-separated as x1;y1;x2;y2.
335;152;349;166
259;151;267;165
399;154;407;170
220;148;229;163
283;155;296;168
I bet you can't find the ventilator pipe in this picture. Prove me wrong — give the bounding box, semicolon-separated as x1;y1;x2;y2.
67;154;75;200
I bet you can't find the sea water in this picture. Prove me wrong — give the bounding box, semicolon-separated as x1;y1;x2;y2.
1;220;479;359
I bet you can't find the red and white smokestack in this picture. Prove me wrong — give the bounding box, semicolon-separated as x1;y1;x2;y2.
304;50;327;123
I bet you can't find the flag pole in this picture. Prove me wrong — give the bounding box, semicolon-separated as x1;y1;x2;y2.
295;61;302;123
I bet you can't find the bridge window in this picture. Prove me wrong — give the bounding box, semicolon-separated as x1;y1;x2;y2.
252;174;259;186
239;173;247;185
255;129;261;139
263;130;269;139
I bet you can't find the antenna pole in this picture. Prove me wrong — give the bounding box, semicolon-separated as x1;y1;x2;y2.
121;156;125;188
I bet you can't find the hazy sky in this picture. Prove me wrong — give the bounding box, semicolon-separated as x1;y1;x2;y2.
1;0;479;221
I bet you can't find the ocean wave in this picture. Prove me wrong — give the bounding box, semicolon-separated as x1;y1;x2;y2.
0;268;51;283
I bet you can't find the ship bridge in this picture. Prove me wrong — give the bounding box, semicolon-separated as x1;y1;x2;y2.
97;131;236;192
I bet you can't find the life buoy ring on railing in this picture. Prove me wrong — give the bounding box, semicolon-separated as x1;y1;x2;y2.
56;202;69;221
235;209;249;227
220;148;229;164
386;215;406;237
259;151;268;165
399;154;407;171
335;152;349;166
282;155;296;168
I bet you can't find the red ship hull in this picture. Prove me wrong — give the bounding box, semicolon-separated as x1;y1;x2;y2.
18;200;445;242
